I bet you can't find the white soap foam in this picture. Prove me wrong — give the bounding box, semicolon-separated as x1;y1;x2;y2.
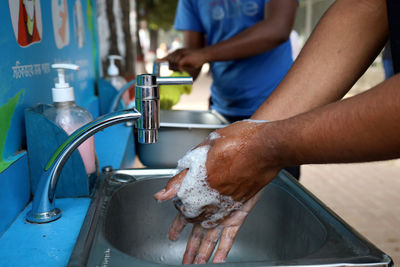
177;143;242;229
208;131;221;141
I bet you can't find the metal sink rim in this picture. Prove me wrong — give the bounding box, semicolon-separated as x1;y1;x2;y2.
68;169;393;267
159;109;229;129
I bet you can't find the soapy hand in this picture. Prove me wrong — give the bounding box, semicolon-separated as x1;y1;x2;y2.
174;192;262;264
154;120;282;263
155;169;263;264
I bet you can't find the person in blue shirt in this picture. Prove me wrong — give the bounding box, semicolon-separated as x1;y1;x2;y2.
382;41;394;79
162;0;298;122
160;0;300;178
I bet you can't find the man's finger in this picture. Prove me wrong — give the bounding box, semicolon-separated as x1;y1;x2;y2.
154;169;188;202
182;224;204;265
207;191;263;263
212;226;240;263
193;226;223;264
169;62;180;72
169;213;188;241
242;190;263;212
178;60;187;73
183;204;219;224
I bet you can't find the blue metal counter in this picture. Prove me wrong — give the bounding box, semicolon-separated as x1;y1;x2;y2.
0;198;90;267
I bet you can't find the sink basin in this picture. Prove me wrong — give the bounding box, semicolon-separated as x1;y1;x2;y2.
105;178;326;264
68;169;392;266
137;110;228;168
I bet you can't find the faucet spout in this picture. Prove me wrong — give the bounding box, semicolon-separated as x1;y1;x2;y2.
26;72;193;223
135;74;193;144
26;108;141;223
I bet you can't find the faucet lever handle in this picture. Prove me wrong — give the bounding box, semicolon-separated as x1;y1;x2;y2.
156;76;193;85
152;61;160;76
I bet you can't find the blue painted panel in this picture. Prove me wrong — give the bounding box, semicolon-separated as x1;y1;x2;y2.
98;78;121;115
87;94;100;119
0;153;30;235
25;105;90;197
0;0;98;238
95;124;134;170
0;198;90;267
0;0;96;171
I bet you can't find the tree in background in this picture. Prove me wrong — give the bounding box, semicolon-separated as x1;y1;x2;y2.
96;0;177;77
137;0;178;53
120;0;135;77
97;0;136;78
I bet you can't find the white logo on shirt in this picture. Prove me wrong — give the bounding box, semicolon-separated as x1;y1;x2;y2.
242;1;259;16
212;5;225;20
210;0;260;21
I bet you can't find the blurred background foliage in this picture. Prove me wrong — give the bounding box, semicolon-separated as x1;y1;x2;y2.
137;0;178;31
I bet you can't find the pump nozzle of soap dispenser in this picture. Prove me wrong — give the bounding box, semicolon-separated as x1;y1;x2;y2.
107;55;123;76
51;63;80;103
106;55;129;104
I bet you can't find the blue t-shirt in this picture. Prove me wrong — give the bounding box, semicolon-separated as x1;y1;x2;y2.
174;0;294;117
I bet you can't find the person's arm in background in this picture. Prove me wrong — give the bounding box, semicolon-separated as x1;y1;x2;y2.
253;0;388;121
161;0;298;74
170;31;205;80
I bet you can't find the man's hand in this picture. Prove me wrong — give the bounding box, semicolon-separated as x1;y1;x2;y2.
154;120;282;264
174;192;262;264
158;48;208;77
204;121;280;202
155;171;263;264
155;120;281;216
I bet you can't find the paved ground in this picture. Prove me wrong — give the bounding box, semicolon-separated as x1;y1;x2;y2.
171;64;400;265
302;162;400;265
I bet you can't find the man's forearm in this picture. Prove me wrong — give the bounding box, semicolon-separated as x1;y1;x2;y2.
181;31;205;80
268;74;400;167
253;0;388;121
201;0;297;62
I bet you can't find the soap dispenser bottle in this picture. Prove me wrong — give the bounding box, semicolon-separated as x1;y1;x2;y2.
43;63;97;175
106;55;130;105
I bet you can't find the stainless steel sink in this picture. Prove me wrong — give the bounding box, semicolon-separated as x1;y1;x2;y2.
137;110;228;168
68;169;393;267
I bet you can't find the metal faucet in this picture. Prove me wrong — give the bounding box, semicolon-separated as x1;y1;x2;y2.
26;74;192;223
135;73;192;143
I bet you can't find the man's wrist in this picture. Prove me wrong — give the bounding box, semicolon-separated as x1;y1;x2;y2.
258;120;296;169
200;47;214;63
